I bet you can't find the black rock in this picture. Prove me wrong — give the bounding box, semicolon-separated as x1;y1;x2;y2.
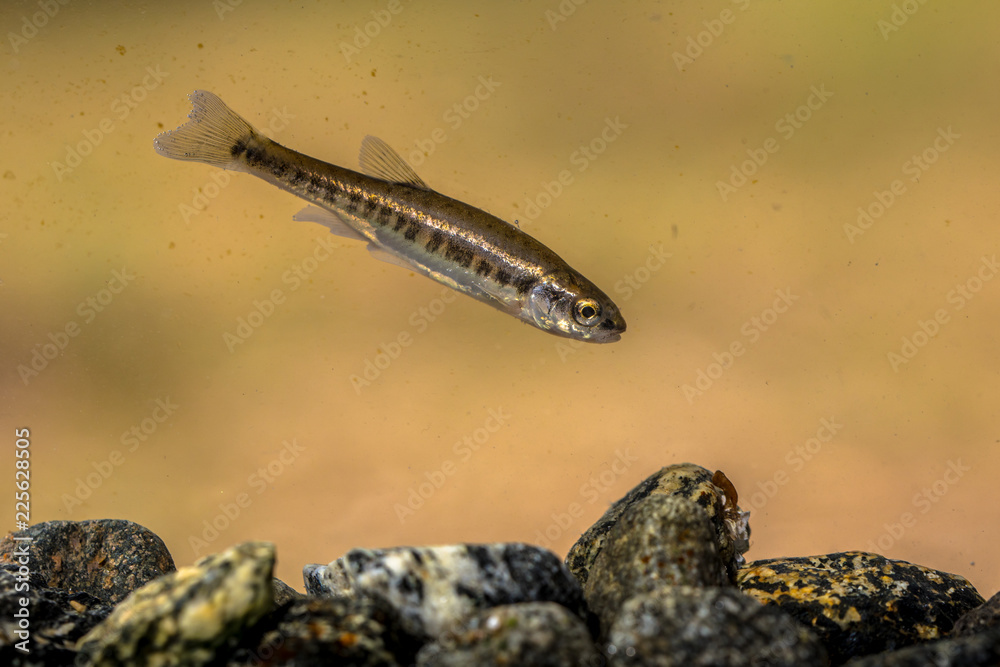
583;495;730;633
0;519;174;606
605;586;829;666
272;577;303;607
416;602;602;666
841;628;1000;666
0;567;112;666
738;552;984;664
952;589;1000;638
565;464;749;588
227;595;417;667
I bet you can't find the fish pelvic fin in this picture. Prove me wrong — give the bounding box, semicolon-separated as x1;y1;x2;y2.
154;90;259;170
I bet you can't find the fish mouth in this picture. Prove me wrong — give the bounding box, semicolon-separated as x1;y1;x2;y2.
592;315;626;343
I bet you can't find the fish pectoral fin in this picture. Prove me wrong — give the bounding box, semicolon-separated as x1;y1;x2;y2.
293;206;369;242
359;136;430;190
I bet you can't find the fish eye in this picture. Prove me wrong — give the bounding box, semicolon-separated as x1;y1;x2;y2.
573;298;602;326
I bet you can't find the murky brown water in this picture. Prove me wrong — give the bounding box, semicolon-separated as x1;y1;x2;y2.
3;0;998;595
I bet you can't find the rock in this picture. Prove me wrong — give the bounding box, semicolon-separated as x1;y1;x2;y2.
583;495;730;631
416;601;601;667
304;557;353;599
565;464;749;588
0;566;111;665
305;543;588;640
738;552;984;664
227;596;416;667
841;628;1000;666
77;541;276;667
0;519;175;605
952;590;1000;637
272;577;303;606
605;586;829;666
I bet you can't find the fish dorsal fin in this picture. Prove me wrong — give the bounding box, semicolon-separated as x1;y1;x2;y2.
359;135;429;189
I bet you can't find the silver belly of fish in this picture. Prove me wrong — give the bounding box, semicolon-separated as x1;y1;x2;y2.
154;90;626;343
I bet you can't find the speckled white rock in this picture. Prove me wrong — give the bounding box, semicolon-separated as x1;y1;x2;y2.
304;543;587;640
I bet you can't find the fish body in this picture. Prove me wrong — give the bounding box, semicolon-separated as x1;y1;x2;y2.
154;90;625;343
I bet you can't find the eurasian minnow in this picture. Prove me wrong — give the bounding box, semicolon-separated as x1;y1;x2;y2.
153;90;626;343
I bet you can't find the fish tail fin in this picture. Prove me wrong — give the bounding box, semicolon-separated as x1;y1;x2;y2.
154;90;260;170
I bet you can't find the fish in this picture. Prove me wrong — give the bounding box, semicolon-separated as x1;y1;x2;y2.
153;90;626;343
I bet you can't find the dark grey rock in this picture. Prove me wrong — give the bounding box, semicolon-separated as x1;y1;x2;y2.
738;552;984;664
416;602;602;667
0;519;175;606
842;628;1000;666
584;495;730;631
305;543;588;640
303;557;353;599
77;541;276;667
272;577;303;607
952;589;1000;637
605;586;828;666
227;596;415;667
0;567;111;666
566;464;749;588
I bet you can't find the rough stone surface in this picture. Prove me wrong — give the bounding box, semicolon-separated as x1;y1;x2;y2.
952;589;1000;638
305;543;588;640
77;541;276;667
272;577;303;607
0;566;111;666
584;495;730;631
304;557;353;599
841;628;1000;666
606;586;828;666
416;601;602;667
0;519;175;606
227;596;416;667
566;464;749;587
738;552;984;664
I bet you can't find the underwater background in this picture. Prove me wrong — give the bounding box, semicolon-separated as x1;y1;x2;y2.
2;0;998;594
